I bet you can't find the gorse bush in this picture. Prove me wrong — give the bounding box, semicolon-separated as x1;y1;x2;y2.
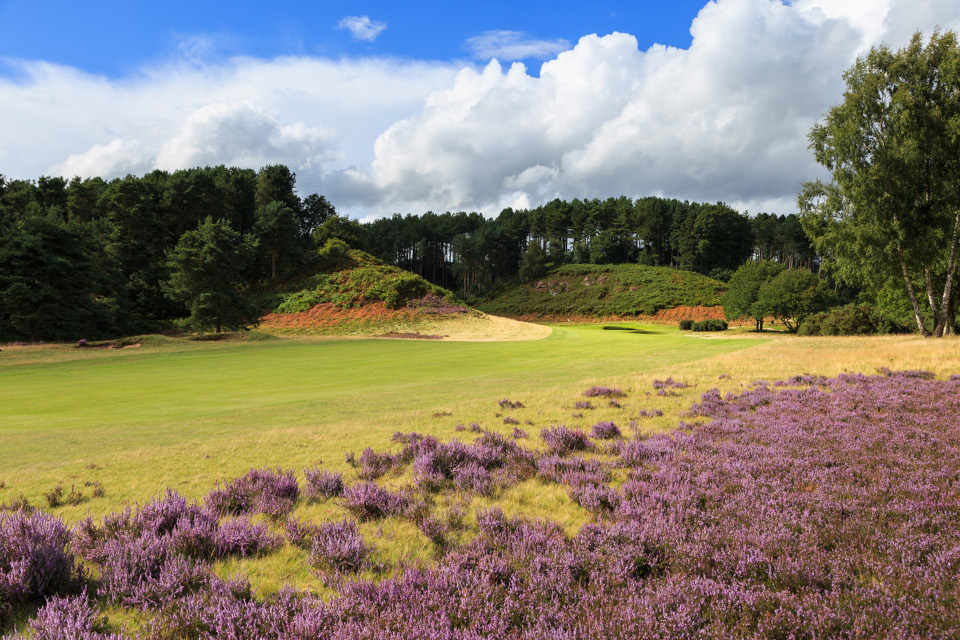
691;318;728;332
797;303;908;336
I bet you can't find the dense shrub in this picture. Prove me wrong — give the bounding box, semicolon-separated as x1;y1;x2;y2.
205;468;299;519
339;483;411;521
691;319;728;332
797;303;908;336
308;519;372;573
0;510;83;609
303;468;344;501
540;426;594;455
678;319;694;330
12;594;123;640
591;421;621;439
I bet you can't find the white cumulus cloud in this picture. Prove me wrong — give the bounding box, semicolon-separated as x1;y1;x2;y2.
3;0;960;219
337;16;387;42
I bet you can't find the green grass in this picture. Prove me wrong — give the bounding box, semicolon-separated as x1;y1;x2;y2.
0;324;752;515
475;263;727;318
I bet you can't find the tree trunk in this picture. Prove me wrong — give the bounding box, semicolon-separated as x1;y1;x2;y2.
899;245;930;336
270;250;277;281
932;209;960;337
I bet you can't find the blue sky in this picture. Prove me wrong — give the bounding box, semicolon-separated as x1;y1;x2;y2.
0;1;707;77
1;0;958;219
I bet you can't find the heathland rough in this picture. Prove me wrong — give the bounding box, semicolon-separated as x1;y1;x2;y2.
3;369;959;638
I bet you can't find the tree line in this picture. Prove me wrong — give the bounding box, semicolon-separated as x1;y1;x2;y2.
0;165;339;340
364;200;816;295
0;168;816;341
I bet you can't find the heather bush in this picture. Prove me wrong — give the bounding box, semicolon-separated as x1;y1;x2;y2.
497;398;525;409
308;519;371;572
0;510;83;615
502;416;520;425
339;483;410;521
303;468;344;501
206;467;299;519
11;593;124;640
573;400;594;410
591;421;621;439
584;385;627;398
355;448;398;480
540;425;593;455
214;518;283;558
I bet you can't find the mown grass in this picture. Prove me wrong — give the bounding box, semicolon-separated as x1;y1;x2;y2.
2;325;960;600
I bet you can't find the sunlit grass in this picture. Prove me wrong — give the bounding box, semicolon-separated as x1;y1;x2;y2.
2;324;959;601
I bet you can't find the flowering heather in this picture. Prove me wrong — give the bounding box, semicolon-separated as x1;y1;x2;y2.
512;426;528;439
0;510;82;607
355;448;399;480
303;467;344;501
653;377;690;390
537;454;610;484
11;370;960;639
11;594;124;640
205;467;299;519
502;416;520;425
607;399;622;408
591;421;621;439
584;385;627;398
214;518;282;558
637;408;664;418
540;425;594;455
468;422;483;433
498;398;525;409
339;483;411;521
308;519;372;573
573;400;594;410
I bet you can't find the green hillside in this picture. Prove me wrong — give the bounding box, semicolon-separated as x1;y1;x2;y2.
260;249;453;313
475;263;726;318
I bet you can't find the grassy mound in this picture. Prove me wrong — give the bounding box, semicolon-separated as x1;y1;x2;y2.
267;250;453;314
475;263;726;319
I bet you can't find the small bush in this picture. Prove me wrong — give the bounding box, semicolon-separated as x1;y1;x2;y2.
679;319;694;330
308;519;372;572
691;319;728;332
340;483;410;521
303;468;344;501
540;426;593;456
591;421;621;440
0;510;83;607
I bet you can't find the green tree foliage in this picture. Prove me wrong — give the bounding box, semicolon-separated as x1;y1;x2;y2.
799;30;960;337
757;269;835;333
165;217;260;333
0;211;123;341
253;201;301;280
518;241;549;282
313;214;365;250
723;260;786;330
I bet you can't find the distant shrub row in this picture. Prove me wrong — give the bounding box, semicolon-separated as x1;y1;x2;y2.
679;319;728;332
797;304;909;336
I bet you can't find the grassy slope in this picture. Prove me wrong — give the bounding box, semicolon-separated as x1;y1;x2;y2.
475;263;726;318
